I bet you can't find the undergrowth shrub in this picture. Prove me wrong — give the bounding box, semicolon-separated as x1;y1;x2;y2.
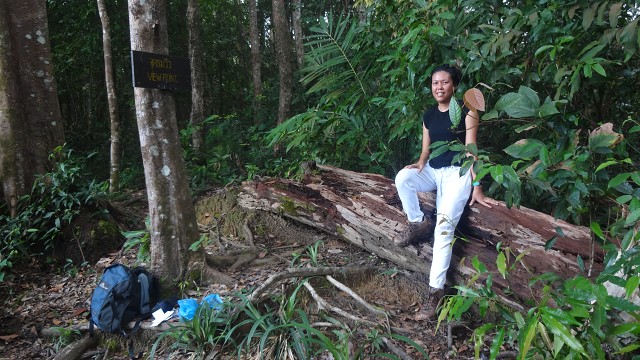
153;280;429;359
0;146;107;281
440;240;640;360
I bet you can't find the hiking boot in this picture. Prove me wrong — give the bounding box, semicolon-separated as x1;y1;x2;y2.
414;287;445;321
394;217;429;247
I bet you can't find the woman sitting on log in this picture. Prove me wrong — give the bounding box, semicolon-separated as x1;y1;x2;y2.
394;63;498;320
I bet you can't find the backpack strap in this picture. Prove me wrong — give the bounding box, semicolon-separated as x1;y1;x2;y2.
138;272;151;315
125;271;150;360
124;318;144;359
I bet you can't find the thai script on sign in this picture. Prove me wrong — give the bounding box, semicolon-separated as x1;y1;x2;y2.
150;58;172;70
131;50;190;91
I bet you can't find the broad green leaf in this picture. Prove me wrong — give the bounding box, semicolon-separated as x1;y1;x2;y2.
568;5;579;19
536;102;559;117
496;252;506;279
606;295;640;312
489;327;505;360
616;194;633;204
495;92;536;118
595;160;619;172
494;92;522;111
620;18;638;44
429;141;451;160
482;110;498;120
429;25;445;36
472;256;487;273
625;276;640;300
592;63;606;76
590;221;605;240
540;307;581;326
534;45;555;56
518;86;540;108
504;139;544;159
625;208;640;227
449;98;462;127
519;316;539;359
608;173;630;188
583;5;596;30
541;314;587;355
544;237;558;251
616;344;640;355
577;255;585;272
491;164;504;184
607;322;640;337
590;131;622;151
438;11;455;20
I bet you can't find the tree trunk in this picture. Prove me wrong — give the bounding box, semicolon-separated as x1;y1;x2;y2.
96;0;121;194
127;0;199;281
187;0;205;151
0;0;64;209
271;0;294;125
237;165;603;308
291;0;304;67
249;0;262;124
0;0;24;215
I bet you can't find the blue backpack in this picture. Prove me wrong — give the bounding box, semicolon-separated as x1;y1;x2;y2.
90;264;158;358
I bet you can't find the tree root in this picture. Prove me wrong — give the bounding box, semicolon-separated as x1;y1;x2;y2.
302;281;410;335
246;266;379;302
51;335;99;360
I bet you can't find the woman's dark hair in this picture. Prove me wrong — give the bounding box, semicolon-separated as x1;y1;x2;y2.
430;64;463;87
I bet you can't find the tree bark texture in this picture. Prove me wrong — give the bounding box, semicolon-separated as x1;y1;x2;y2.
249;0;262;124
0;0;64;208
127;0;199;281
291;0;304;66
187;0;205;151
271;0;294;125
96;0;121;194
237;165;602;308
0;0;24;215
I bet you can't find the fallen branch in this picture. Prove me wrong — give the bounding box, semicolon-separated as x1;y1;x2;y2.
326;275;390;331
326;275;387;318
302;281;410;335
42;321;173;337
52;335;99;360
247;266;379;302
380;336;416;360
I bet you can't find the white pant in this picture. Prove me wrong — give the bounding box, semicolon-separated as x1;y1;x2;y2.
395;164;471;289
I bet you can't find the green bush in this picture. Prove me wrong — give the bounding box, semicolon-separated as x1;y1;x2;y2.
440;242;640;360
0;146;107;281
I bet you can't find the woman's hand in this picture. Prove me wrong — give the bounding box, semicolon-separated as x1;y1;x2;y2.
404;159;426;172
469;186;499;208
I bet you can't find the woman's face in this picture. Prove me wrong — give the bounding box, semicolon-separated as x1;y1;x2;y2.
431;71;455;104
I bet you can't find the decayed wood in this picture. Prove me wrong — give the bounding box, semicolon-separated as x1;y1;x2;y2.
237;165;601;307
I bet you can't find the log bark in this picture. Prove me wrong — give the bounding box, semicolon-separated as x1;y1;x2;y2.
238;165;602;308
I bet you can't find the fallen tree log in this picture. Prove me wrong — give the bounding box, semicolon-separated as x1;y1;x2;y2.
237;165;602;308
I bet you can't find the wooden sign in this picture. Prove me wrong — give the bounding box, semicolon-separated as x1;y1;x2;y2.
130;50;191;91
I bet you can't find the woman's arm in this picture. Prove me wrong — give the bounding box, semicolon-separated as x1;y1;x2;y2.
405;124;431;172
465;109;498;208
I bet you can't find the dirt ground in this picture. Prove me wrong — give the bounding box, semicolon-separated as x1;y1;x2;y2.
0;189;488;360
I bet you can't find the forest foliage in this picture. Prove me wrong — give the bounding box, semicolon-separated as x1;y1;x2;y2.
0;0;636;289
0;0;639;358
